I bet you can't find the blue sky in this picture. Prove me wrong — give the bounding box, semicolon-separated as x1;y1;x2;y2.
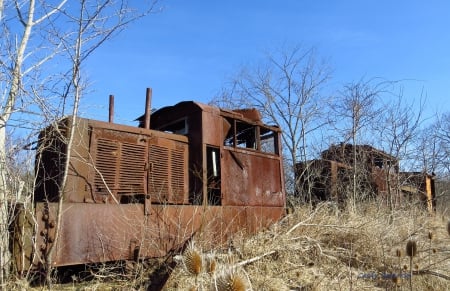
84;1;450;125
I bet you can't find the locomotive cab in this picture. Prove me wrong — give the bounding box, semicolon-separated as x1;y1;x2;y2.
147;101;285;208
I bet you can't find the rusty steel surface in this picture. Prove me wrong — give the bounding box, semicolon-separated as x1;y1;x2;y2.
222;149;284;206
14;94;286;271
29;202;284;268
35;117;189;205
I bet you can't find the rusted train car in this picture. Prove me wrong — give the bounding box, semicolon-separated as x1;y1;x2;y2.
296;143;436;212
12;89;286;273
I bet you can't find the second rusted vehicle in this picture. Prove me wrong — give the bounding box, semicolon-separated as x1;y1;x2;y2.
13;89;286;273
296;143;436;212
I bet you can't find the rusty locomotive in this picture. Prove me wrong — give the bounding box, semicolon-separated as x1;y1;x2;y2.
296;143;436;212
12;89;286;273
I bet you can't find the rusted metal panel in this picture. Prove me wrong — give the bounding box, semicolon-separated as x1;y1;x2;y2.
231;108;262;122
89;127;148;203
11;204;35;274
33;202;284;268
222;148;284;207
148;136;189;204
35;117;189;204
201;109;223;147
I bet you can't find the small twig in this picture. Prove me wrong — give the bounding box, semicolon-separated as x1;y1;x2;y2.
285;202;360;235
413;269;450;281
291;223;356;229
233;250;276;267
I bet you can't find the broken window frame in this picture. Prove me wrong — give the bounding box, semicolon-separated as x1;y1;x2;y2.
223;117;279;155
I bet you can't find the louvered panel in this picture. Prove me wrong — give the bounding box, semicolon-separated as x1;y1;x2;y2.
94;139;118;195
149;145;169;201
119;142;146;194
170;148;186;203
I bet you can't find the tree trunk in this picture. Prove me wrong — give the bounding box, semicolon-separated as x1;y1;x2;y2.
0;122;10;285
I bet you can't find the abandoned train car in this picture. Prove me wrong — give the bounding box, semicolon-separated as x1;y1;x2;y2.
296;143;436;212
12;89;286;273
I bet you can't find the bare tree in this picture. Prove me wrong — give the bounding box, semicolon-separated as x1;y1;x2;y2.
433;112;450;175
419;111;450;212
0;0;159;283
331;79;385;211
0;1;68;282
372;87;425;212
211;45;331;203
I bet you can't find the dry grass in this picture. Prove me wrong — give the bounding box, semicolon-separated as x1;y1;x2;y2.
164;201;450;290
8;201;450;290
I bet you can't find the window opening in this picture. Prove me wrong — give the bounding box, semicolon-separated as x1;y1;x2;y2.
374;157;383;168
235;121;256;149
157;118;188;134
260;127;278;154
206;146;221;205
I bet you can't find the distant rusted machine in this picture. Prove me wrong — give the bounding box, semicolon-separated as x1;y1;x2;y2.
12;88;286;273
296;143;436;212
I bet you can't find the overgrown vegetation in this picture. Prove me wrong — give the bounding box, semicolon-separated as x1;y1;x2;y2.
5;199;449;290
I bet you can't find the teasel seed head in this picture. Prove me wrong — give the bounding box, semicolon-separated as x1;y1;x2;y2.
183;242;203;276
392;274;401;286
406;240;417;257
205;254;217;275
215;269;248;291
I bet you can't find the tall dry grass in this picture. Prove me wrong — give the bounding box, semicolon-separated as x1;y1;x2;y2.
9;199;450;290
164;200;450;290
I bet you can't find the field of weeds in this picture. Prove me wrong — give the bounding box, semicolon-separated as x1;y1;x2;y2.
164;202;450;290
8;201;450;290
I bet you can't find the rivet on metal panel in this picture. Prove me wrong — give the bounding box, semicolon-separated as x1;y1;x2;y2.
40;229;48;236
42;214;49;221
48;221;55;228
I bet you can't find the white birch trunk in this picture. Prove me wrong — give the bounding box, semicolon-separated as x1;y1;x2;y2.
0;0;37;280
0;122;10;284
